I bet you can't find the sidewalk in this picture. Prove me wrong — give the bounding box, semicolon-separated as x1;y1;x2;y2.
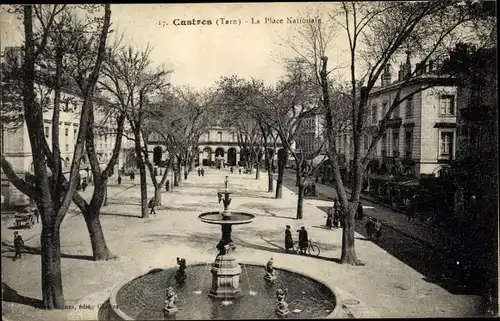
287;170;457;255
1;168;481;320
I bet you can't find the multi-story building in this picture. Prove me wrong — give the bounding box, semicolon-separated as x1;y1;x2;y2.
337;52;457;182
295;112;326;158
197;125;284;167
1;46;132;208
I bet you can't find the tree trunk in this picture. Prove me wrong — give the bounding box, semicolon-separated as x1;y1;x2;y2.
275;165;285;199
139;161;148;218
154;186;162;206
102;184;108;206
255;161;260;180
82;205;114;260
340;202;362;264
295;167;301;187
297;183;304;219
174;169;179;186
267;170;274;193
40;224;64;309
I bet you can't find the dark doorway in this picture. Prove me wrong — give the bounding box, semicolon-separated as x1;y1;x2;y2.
215;147;225;158
153;146;162;165
227;148;237;166
202;147;212;167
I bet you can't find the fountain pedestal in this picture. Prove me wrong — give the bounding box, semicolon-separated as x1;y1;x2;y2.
209;252;242;299
209;224;241;298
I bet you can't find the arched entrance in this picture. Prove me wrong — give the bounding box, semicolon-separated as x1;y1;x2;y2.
202;147;212;166
227;148;237;166
153;146;162;165
215;147;225;158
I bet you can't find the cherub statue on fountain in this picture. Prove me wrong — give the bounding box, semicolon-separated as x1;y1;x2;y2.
163;287;179;315
217;192;223;204
264;258;277;282
175;257;187;284
222;197;232;211
275;288;290;317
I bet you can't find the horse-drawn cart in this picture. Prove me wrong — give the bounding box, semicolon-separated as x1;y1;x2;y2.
14;212;36;229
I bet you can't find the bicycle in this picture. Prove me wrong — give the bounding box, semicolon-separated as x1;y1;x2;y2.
292;238;320;257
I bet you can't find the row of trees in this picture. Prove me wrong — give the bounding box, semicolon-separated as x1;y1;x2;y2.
217;0;496;265
0;1;494;310
0;4;219;309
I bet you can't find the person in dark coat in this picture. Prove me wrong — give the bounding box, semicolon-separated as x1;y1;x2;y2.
408;194;417;222
201;168;205;176
297;226;308;254
165;180;170;192
117;175;122;185
81;178;87;192
197;168;201;176
148;197;157;215
230;167;234;174
130;171;135;181
284;225;293;253
356;202;364;221
13;232;24;260
184;171;188;180
326;207;333;229
238;168;242;174
332;199;340;228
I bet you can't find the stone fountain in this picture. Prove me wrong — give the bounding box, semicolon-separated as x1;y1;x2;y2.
198;178;255;299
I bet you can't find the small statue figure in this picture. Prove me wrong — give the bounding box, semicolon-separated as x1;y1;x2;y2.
217;192;222;204
163;287;178;315
175;257;187;284
222;197;231;211
275;288;290;317
264;258;277;282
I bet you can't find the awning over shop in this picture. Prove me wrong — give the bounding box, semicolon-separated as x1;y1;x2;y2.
369;173;418;185
310;154;329;167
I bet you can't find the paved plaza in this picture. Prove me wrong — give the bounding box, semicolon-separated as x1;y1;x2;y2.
1;168;483;320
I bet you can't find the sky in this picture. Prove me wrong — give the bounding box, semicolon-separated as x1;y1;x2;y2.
1;3;352;90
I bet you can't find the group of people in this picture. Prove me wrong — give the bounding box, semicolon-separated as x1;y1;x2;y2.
197;168;205;176
284;225;309;254
325;199;366;229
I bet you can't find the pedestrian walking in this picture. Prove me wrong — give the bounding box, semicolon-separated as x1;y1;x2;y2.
284;225;293;253
356;202;364;221
197;168;201;176
165;180;170;192
230;166;234;174
297;226;308;255
201;168;205;176
130;171;135;181
332;199;340;228
326;207;333;229
238;168;242;174
408;194;417;222
118;175;122;185
148;197;157;215
184;171;188;180
81;178;87;192
13;232;24;260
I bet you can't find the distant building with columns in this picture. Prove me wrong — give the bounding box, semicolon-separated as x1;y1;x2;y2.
197;126;284;167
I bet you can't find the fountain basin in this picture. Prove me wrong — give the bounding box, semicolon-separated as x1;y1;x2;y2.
198;211;255;225
108;263;339;320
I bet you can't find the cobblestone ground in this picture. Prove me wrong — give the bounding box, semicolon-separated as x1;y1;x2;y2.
1;168;482;320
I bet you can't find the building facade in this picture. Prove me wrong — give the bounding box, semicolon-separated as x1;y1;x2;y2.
294;113;326;158
337;53;457;181
1;47;133;207
197;126;284;167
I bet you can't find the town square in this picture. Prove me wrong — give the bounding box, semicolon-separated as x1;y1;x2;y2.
1;2;498;320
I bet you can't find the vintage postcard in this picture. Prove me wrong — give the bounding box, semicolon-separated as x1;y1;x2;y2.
1;2;498;320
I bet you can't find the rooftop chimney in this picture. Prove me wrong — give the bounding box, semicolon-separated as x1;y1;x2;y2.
404;50;412;78
381;64;392;87
398;63;405;82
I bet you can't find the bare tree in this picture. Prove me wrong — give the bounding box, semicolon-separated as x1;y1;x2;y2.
99;43;171;218
0;4;111;308
284;1;495;264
